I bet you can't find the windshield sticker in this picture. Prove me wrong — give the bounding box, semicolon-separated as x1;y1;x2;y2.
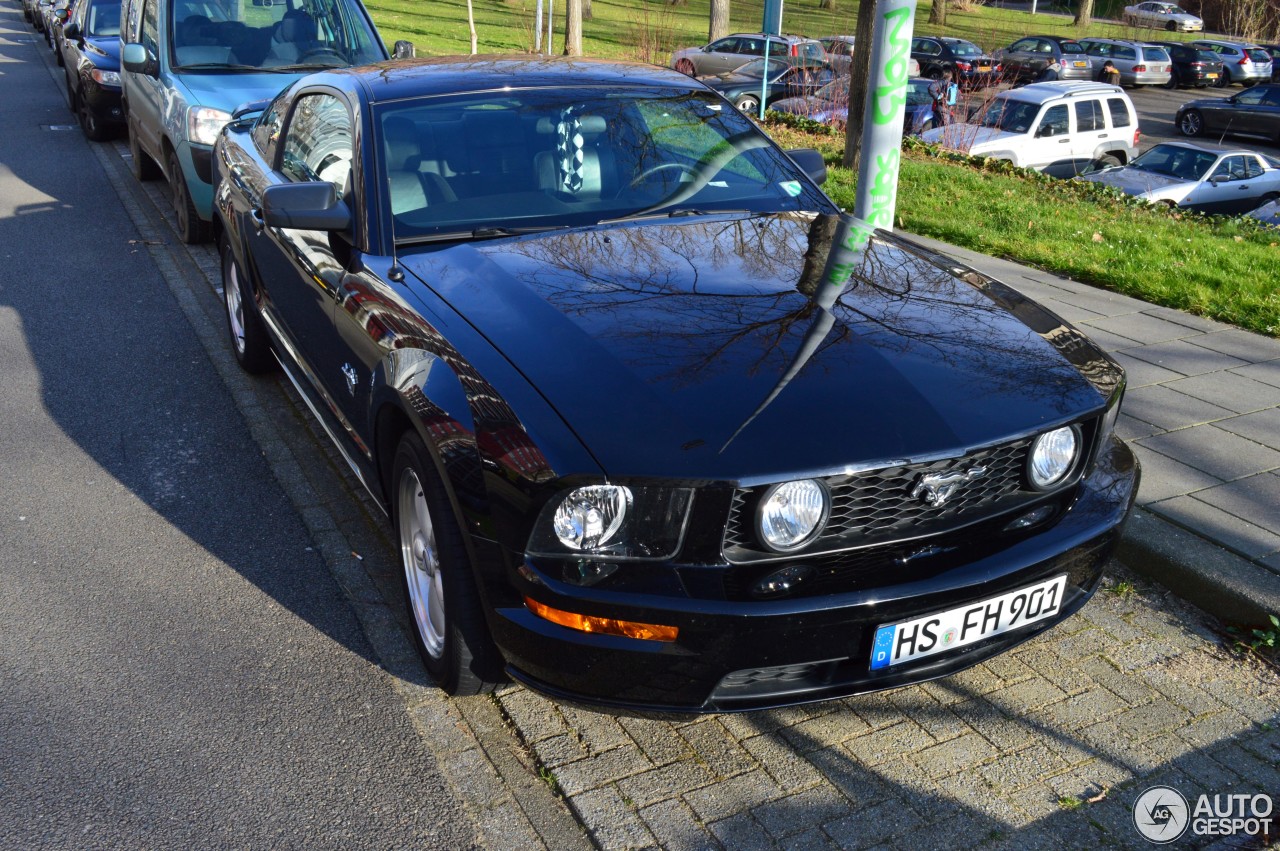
780;181;803;197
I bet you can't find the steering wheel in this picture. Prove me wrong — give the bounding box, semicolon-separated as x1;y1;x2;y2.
627;162;698;190
297;47;347;65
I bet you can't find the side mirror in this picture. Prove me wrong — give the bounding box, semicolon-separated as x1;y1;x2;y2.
54;7;68;21
122;42;158;76
262;182;352;231
786;147;827;185
392;40;415;59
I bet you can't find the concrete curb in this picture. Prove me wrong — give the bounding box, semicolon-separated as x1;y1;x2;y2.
1118;507;1280;628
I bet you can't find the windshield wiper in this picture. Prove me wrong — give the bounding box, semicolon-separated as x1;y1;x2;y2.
397;224;571;245
599;208;754;224
174;63;263;72
266;62;348;72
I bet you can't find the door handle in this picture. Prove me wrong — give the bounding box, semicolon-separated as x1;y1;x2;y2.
1059;139;1069;143
250;208;265;231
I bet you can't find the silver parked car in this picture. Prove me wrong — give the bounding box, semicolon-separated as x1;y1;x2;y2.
1081;141;1280;214
1079;39;1172;87
671;33;825;77
1191;40;1274;87
818;35;919;78
1122;2;1203;32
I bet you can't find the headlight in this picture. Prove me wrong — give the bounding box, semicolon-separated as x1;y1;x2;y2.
1028;426;1079;489
552;485;630;551
756;479;829;552
187;106;232;146
90;68;121;87
527;485;694;560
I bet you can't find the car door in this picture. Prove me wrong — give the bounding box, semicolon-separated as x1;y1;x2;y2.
1082;40;1109;76
1183;155;1247;213
1261;87;1280;138
701;37;743;75
251;90;359;412
1219;86;1268;136
1071;98;1111;162
60;0;87;89
123;0;165;159
1023;103;1070;169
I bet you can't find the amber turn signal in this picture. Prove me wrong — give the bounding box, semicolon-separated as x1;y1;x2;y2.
524;597;678;642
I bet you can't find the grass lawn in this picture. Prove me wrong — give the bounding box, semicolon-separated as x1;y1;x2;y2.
366;0;1223;63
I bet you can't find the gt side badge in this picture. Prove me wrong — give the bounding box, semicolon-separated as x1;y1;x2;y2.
341;363;359;396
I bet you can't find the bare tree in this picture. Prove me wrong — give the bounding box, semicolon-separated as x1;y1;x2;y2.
840;0;877;171
564;0;583;55
709;0;730;42
466;0;478;53
1074;0;1095;27
929;0;946;26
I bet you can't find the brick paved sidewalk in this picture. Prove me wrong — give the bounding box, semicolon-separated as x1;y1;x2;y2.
500;570;1279;850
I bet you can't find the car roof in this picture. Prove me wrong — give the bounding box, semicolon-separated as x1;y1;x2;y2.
997;80;1125;104
1193;39;1263;49
819;35;855;43
1147;140;1263;156
321;57;700;104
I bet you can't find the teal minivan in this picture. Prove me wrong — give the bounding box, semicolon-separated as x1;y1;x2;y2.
121;0;408;242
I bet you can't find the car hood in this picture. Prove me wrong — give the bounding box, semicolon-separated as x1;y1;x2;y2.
919;124;1017;152
85;35;121;66
1168;12;1202;22
177;69;307;115
401;214;1116;481
1083;167;1189;198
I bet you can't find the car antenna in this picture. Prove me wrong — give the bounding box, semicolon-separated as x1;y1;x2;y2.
386;170;405;282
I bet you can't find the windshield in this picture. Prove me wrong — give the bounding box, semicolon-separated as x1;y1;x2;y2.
170;0;383;71
1128;144;1218;180
377;88;834;243
814;77;850;102
87;0;120;36
1195;49;1220;62
950;40;983;56
1145;46;1170;61
732;58;791;79
979;98;1040;133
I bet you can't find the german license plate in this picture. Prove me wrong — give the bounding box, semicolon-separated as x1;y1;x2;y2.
869;575;1067;670
1207;73;1218;79
1073;61;1088;68
978;65;991;72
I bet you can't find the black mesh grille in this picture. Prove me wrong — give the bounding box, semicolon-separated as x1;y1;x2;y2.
724;437;1038;561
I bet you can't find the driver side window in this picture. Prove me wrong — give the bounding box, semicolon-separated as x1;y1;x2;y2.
1037;104;1069;137
1211;156;1244;181
281;93;354;194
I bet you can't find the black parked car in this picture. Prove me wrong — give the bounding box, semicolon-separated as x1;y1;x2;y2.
1148;41;1225;88
697;56;834;113
1176;83;1280;142
910;36;1000;88
213;57;1137;714
57;0;123;141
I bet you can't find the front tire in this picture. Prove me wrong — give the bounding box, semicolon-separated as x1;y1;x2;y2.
735;94;761;114
1178;109;1204;136
220;233;275;374
168;149;210;244
75;89;111;142
393;432;500;695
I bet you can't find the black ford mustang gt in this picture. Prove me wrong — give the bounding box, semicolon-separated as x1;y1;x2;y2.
213;57;1138;714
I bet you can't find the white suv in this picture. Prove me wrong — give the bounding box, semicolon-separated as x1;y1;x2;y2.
921;82;1140;176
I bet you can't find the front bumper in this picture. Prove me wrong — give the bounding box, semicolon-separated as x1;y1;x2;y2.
84;83;125;126
489;438;1139;714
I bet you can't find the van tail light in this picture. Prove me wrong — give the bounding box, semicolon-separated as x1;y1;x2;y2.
1133;127;1141;147
1133;64;1146;72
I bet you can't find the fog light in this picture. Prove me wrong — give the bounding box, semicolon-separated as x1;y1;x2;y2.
751;564;813;598
757;479;829;552
524;597;677;642
1028;426;1079;489
1004;504;1056;531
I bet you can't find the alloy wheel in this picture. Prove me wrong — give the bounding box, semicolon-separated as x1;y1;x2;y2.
399;467;446;660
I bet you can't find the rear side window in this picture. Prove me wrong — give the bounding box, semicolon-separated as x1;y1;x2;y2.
1244;157;1265;179
1145;47;1170;62
914;39;942;56
1106;97;1131;128
799;42;825;61
1115;46;1137;61
1085;42;1109;57
1075;99;1104;132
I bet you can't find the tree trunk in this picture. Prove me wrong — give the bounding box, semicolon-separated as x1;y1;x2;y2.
928;0;946;26
583;0;592;20
708;0;730;43
467;0;478;54
1074;0;1094;27
840;0;877;171
563;0;582;55
819;0;836;10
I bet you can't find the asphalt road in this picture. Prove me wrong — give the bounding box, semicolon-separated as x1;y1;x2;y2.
0;5;483;848
1127;82;1280;157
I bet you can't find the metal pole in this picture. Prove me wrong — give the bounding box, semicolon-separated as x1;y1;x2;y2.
851;0;916;238
535;0;543;52
759;41;771;120
546;0;554;54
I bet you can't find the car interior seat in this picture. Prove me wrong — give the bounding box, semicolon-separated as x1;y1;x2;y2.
262;8;319;65
383;117;458;216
